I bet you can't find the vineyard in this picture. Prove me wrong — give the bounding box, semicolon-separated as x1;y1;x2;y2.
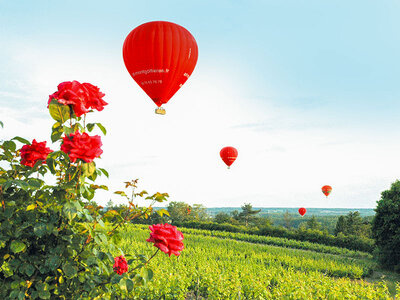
119;224;397;299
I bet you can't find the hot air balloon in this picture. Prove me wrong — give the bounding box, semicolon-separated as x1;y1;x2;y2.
123;21;198;114
298;207;307;217
322;185;332;197
220;146;238;169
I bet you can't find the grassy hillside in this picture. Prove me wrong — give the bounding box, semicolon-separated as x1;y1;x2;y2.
119;224;398;299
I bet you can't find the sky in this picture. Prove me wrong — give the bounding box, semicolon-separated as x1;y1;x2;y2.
1;0;400;208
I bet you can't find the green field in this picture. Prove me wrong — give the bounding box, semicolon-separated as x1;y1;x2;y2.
119;224;399;299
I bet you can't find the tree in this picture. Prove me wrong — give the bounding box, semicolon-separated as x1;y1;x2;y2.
191;204;209;221
335;216;346;236
306;215;321;230
334;211;371;238
239;203;261;226
167;201;191;222
283;210;293;229
214;212;231;224
372;180;400;272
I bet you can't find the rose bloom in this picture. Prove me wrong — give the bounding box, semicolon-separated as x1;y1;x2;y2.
113;255;128;275
20;139;53;167
82;82;107;112
60;132;103;163
147;223;184;257
48;81;107;117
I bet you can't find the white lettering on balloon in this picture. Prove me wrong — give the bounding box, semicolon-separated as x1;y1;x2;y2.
140;80;163;86
131;69;170;77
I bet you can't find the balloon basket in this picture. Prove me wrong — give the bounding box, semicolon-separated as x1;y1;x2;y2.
155;107;166;115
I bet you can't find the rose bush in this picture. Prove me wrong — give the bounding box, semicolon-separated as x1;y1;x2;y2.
0;81;175;299
147;223;184;256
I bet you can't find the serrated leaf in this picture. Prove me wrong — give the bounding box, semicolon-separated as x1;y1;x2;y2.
10;241;26;253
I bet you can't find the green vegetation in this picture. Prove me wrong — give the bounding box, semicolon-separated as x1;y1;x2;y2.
372;180;400;272
120;225;395;299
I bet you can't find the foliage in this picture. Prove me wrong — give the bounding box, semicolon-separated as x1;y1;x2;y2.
166;201;208;223
335;211;371;238
116;225;392;299
372;180;400;272
0;84;171;299
238;203;261;226
172;220;375;253
306;215;321;230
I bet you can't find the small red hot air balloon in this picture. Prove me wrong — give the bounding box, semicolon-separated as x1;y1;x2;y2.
322;185;332;197
220;146;238;169
123;21;198;114
298;207;307;216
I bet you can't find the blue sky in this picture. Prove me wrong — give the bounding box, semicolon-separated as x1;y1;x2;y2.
1;0;400;208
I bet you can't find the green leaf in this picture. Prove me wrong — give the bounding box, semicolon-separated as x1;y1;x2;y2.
82;162;96;177
111;274;122;284
10;241;26;254
87;123;95;132
98;168;109;178
63;125;74;135
96;123;107;135
38;291;51;299
3;140;16;152
46;157;56;174
0;120;3;128
157;209;170;217
12;136;30;145
62;262;77;278
126;278;134;292
48;100;71;123
34;223;47;238
25;264;35;276
142;268;153;282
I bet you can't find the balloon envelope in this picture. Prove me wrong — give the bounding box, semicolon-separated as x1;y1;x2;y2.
220;146;238;168
322;185;332;197
298;207;307;216
123;21;198;108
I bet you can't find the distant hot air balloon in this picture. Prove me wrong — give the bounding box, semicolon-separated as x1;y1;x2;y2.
298;207;307;216
220;146;238;169
322;185;332;197
123;21;198;114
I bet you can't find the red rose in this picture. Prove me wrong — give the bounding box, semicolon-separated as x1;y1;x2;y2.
20;139;53;167
61;132;103;163
146;223;184;257
48;81;107;117
82;82;108;112
113;255;128;275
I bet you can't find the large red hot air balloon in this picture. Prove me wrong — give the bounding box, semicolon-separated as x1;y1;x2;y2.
298;207;307;216
220;146;238;169
123;21;198;114
322;185;332;197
